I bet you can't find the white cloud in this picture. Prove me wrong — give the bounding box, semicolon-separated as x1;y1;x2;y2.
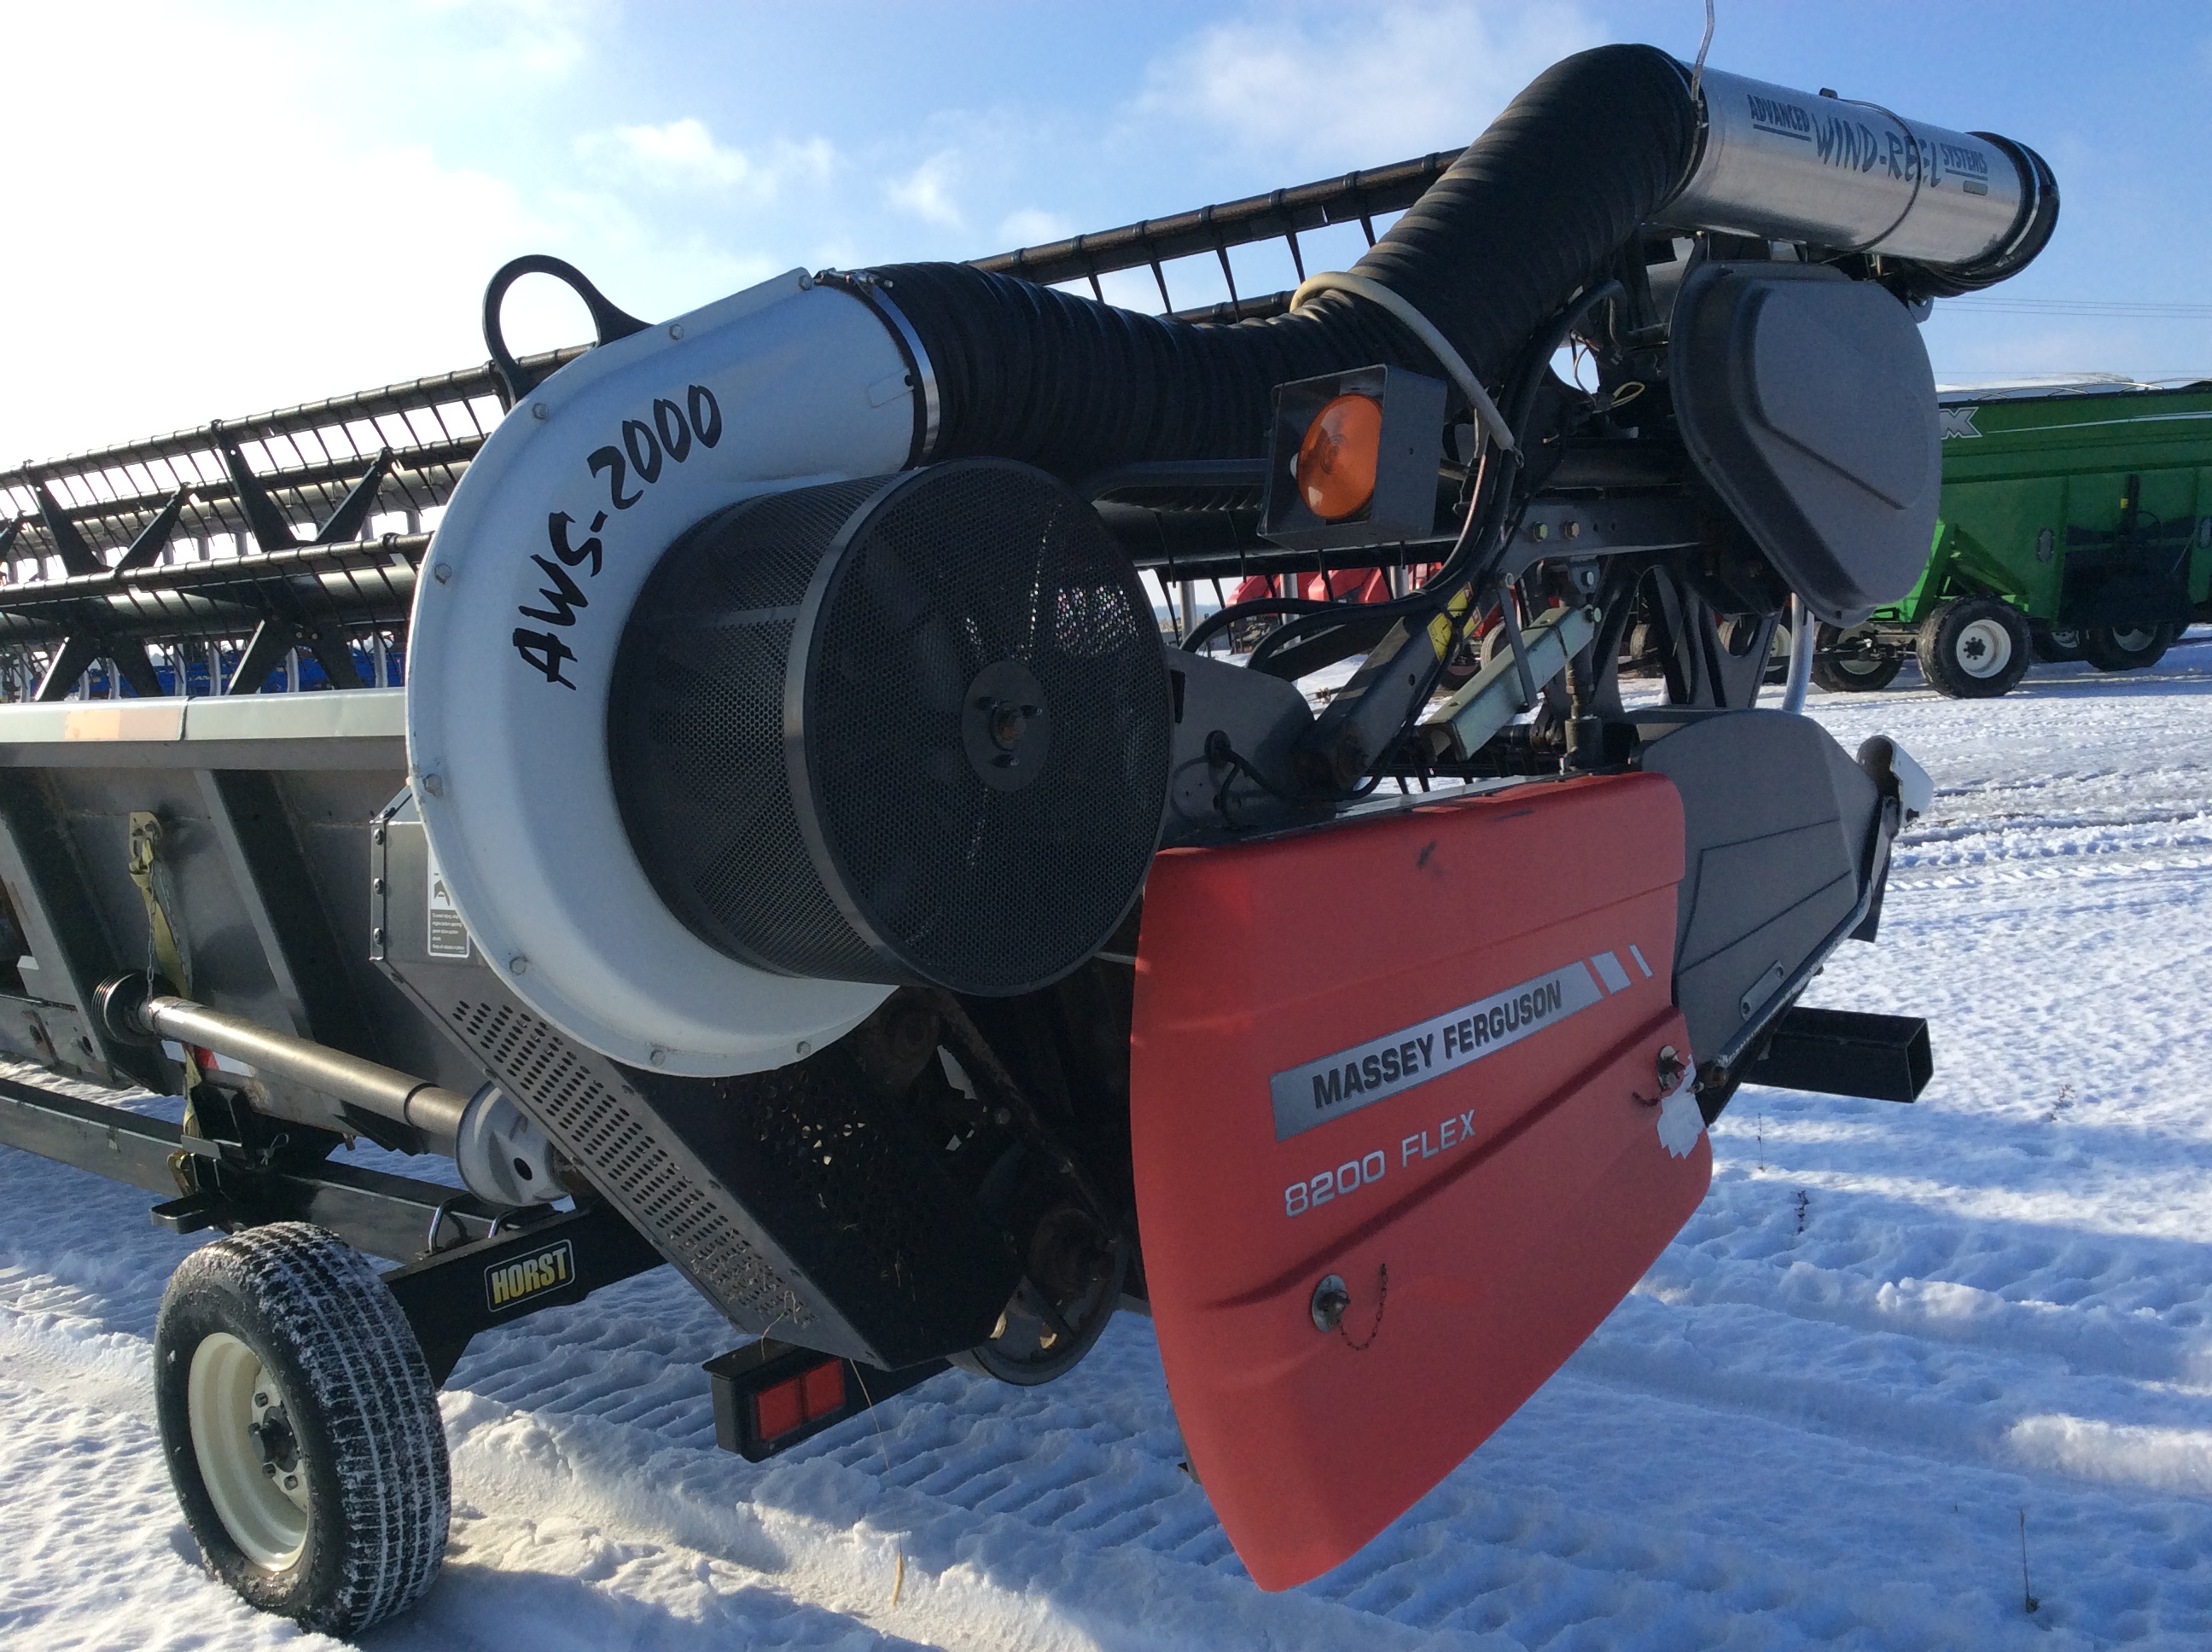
0;3;558;461
576;120;838;200
1137;0;1606;167
407;0;602;82
996;208;1075;248
888;153;965;229
0;2;833;461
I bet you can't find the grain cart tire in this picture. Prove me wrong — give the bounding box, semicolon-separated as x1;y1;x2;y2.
2030;623;2087;664
154;1223;450;1637
1917;596;2031;698
1809;623;1905;693
2081;621;2177;673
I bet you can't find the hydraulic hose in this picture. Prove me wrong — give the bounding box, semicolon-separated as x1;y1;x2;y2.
857;44;1699;480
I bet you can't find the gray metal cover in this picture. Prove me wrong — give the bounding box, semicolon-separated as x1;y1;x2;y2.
1670;262;1939;627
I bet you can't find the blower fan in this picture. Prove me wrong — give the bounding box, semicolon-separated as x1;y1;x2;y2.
607;458;1172;995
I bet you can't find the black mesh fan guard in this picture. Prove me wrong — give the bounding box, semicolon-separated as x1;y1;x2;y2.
608;460;1171;995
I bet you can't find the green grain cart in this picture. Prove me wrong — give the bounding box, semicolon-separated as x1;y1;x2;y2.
1813;377;2212;697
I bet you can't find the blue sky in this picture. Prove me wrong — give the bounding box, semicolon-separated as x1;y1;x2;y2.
7;0;2210;462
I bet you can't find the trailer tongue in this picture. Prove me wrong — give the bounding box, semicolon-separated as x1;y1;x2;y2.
0;42;2029;1631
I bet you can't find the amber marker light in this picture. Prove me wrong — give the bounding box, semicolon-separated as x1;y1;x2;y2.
1296;393;1383;521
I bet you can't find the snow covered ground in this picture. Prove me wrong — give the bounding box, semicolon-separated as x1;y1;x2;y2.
8;638;2212;1649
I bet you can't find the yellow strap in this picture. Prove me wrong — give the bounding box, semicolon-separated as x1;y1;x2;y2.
125;811;199;1112
1426;584;1475;661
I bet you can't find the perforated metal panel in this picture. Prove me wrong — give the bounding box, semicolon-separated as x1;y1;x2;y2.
608;460;1171;995
446;994;808;1330
377;786;1025;1364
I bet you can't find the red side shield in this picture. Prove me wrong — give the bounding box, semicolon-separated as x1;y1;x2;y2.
1130;773;1708;1589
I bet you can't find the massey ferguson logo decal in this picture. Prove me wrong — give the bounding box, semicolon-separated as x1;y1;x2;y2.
1268;952;1644;1141
486;1240;575;1312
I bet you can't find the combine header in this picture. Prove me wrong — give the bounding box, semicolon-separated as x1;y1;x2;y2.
0;45;2033;1631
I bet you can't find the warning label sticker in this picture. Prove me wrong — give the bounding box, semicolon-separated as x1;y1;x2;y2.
426;839;471;960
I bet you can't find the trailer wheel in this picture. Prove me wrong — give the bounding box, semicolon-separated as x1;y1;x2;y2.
1916;597;2031;698
2081;622;2177;673
154;1222;450;1637
1808;624;1905;693
2030;624;2086;664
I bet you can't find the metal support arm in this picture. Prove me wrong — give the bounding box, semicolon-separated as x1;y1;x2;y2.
96;975;468;1156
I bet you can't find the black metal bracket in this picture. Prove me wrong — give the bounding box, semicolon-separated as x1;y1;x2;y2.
1739;1006;1932;1103
312;448;394;546
111;486;195;573
381;1201;665;1386
31;482;104;577
481;255;649;409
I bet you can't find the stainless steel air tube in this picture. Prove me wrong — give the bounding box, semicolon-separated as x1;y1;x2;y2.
1663;67;2055;276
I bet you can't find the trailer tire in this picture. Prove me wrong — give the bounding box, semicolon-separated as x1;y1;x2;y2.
154;1222;450;1637
2081;621;2176;673
1916;597;2031;698
2030;624;2086;665
1808;624;1904;693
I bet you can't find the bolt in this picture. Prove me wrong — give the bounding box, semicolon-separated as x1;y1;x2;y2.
283;1475;299;1492
531;403;548;421
1563;520;1582;540
371;927;386;945
648;1046;667;1067
433;563;452;584
253;1392;267;1407
263;1463;276;1477
1656;1044;1685;1092
993;1107;1011;1126
1528;521;1549;541
419;772;444;796
372;826;386;845
668;323;684;340
509;956;529;975
798;272;814;290
795;1039;812;1056
372;876;386;893
1311;1274;1351;1333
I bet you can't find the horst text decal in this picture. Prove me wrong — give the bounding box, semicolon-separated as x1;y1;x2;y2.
485;1240;575;1312
511;384;723;689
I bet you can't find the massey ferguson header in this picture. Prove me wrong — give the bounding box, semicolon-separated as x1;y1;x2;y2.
0;44;2037;1633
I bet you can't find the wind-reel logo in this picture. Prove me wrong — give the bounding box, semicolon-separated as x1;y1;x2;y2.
486;1240;575;1312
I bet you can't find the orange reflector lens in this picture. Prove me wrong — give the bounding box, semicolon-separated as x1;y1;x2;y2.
1297;393;1383;521
800;1360;847;1419
751;1359;848;1443
754;1376;806;1441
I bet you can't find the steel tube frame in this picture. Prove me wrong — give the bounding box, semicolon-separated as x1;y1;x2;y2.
112;986;469;1155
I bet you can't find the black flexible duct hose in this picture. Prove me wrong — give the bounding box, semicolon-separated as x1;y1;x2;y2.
862;45;1697;479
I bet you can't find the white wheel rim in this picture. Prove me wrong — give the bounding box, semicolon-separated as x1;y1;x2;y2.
188;1332;309;1568
1953;618;2013;678
2112;626;2157;651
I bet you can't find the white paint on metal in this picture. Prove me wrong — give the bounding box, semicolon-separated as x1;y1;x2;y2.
405;270;915;1076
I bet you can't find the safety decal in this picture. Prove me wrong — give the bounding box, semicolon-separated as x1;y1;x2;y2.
425;837;471;961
